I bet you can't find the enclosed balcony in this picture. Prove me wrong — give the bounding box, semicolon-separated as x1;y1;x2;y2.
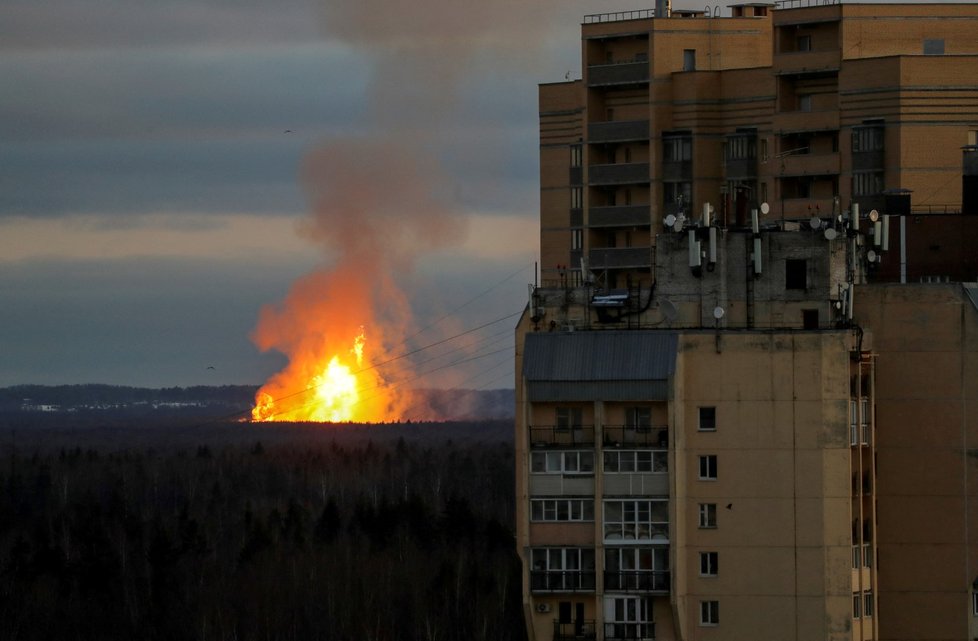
589;162;651;186
587;61;650;87
530;570;597;593
588;205;651;229
589;247;652;270
588;120;650;144
604;622;655;641
604;570;670;593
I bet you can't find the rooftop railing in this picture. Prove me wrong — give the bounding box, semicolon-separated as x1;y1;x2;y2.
584;9;655;23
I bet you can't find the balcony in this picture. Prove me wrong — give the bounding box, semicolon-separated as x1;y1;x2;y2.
604;622;656;641
604;523;669;543
530;570;596;593
529;424;596;448
587;61;649;87
774;109;839;134
554;620;597;641
588;205;651;228
589;162;651;186
589;247;652;270
661;160;691;182
725;157;758;181
588;120;650;144
603;425;668;448
774;49;841;76
604;570;670;593
852;150;884;173
780;152;840;177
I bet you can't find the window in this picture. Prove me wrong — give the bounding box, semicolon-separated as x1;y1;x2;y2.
663;182;692;210
530;548;596;591
699;552;718;576
785;259;807;290
969;130;978;147
570;145;583;168
698;407;716;431
923;38;945;55
604;499;669;541
556;407;583;431
605;547;669;591
531;451;594;474
864;591;874;617
698;503;717;528
798;94;812;112
853;592;862;618
683;49;696;71
853;171;884;196
760;138;769;162
796;35;812;52
663;136;692;162
626;407;652;431
570;187;583;209
802;309;819;329
698;455;717;480
571;229;583;251
531;498;594;522
700;600;719;625
852;545;861;569
604;450;667;474
604;596;654;639
852;125;884;153
725;134;756;161
973;591;978;616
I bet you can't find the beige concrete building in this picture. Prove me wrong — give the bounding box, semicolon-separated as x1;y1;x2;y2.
519;2;978;640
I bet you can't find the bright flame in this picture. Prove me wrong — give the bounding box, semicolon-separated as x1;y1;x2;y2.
251;328;399;423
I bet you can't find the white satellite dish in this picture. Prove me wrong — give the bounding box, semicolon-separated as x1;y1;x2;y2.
674;216;684;233
660;298;678;322
713;306;725;320
760;202;770;215
810;216;822;230
824;228;838;240
664;214;677;228
867;249;878;262
869;209;880;222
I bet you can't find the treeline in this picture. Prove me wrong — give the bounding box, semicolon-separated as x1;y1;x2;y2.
0;431;525;641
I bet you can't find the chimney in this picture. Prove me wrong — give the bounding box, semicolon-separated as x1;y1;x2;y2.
655;0;671;18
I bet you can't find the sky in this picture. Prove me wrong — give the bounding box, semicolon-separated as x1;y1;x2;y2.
0;0;646;390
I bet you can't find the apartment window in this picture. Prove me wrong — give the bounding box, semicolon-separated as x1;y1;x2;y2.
864;591;874;617
531;498;594;522
785;259;807;290
852;545;861;569
802;309;819;329
700;600;719;625
605;596;654;639
725;134;756;161
699;552;718;576
853;593;862;618
626;407;652;431
604;450;667;474
683;49;696;72
663;136;692;162
698;406;716;431
570;144;583;168
556;407;583;431
698;455;717;480
853;171;884;196
969;130;978;146
531;451;594;475
798;94;812;113
698;503;717;528
863;543;873;568
604;499;668;541
852;125;884;153
605;547;669;591
796;35;812;52
760;138;769;162
571;186;583;209
571;229;583;251
973;591;978;616
923;38;945;55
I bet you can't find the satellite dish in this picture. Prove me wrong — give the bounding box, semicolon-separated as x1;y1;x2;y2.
869;209;880;222
664;214;677;228
810;216;822;230
713;306;725;320
674;217;684;233
760;202;770;215
660;298;678;322
824;228;838;240
867;249;878;262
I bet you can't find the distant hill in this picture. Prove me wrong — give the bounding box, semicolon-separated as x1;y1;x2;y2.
0;384;514;421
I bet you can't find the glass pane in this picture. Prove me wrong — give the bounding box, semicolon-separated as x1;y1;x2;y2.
604;451;618;472
580;452;594;472
549;549;563;569
547;452;562;472
531;452;546;473
653;451;668;472
637;451;652;471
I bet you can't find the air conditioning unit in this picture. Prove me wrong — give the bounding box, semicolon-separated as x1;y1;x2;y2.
535;603;551;614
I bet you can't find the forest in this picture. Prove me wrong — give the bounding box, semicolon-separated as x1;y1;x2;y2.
0;420;525;641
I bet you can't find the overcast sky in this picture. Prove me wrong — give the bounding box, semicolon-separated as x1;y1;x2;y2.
0;0;649;389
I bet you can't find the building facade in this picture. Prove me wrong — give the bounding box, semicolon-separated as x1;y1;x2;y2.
519;2;978;640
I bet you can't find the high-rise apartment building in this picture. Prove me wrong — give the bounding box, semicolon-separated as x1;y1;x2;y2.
517;2;978;640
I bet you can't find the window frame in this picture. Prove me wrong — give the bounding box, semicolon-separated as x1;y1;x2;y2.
603;450;667;474
699;600;719;626
603;499;669;542
530;498;595;522
698;503;717;529
698;406;716;432
698;455;718;480
699;551;718;577
531;450;595;475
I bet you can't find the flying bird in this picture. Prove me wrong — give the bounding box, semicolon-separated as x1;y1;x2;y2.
284;129;293;133
206;366;216;370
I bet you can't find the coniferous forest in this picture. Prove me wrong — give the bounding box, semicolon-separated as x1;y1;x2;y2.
0;420;525;641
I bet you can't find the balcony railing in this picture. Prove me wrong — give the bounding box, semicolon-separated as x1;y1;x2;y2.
588;205;651;228
604;621;655;641
554;620;597;641
774;49;841;75
529;425;596;448
587;62;650;87
530;571;597;593
588;120;650;144
604;570;670;593
589;162;651;186
604;523;669;543
589;247;652;270
780;152;840;177
603;425;668;448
